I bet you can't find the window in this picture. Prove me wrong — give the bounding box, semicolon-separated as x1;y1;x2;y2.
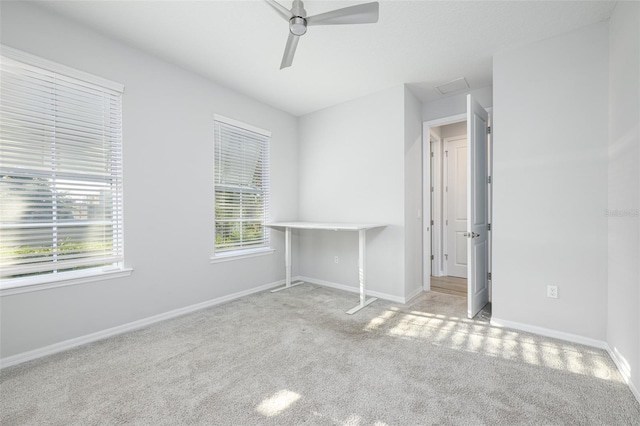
213;115;270;257
0;46;125;290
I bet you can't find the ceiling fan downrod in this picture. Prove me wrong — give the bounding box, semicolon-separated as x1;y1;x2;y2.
289;0;307;35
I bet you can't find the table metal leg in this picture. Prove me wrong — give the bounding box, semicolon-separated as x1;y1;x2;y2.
271;226;304;293
346;229;377;314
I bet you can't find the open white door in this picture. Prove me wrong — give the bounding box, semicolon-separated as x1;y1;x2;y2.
446;136;468;278
467;95;489;318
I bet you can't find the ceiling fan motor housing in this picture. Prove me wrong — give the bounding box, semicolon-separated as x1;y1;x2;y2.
289;0;307;36
289;16;307;35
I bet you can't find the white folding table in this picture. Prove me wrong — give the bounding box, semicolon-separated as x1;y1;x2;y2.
267;222;386;314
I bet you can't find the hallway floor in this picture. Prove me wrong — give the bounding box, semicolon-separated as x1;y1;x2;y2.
430;275;467;297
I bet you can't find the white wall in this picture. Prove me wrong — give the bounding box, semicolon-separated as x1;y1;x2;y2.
297;86;406;300
606;1;640;396
422;86;492;122
492;22;609;340
0;2;299;358
404;86;424;299
441;121;467;140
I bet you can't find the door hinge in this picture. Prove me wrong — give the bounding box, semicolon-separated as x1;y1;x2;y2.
431;255;434;260
431;151;434;158
445;150;448;157
445;254;448;260
445;186;448;192
488;272;492;280
431;220;434;226
445;219;448;226
487;223;491;231
487;176;491;184
431;186;434;193
487;126;491;134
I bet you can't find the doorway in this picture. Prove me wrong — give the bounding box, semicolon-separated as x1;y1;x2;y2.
429;121;469;295
430;120;468;285
422;95;492;319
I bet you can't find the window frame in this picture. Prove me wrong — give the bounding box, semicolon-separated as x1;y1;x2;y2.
211;114;273;262
0;45;130;295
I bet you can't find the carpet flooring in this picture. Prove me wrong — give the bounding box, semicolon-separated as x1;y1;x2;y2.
1;284;639;425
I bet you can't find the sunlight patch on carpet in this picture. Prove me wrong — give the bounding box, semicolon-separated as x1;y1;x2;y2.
256;389;301;417
373;309;623;383
364;308;397;332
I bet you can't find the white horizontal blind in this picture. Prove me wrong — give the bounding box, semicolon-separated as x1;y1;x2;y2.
0;50;124;281
214;118;270;253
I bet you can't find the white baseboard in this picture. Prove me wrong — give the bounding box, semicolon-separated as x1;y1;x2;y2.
491;317;640;405
606;345;640;404
490;317;608;349
1;276;413;368
296;275;412;304
405;286;424;304
5;279;637;407
0;279;284;369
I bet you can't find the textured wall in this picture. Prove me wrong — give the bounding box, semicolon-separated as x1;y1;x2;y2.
297;86;406;299
404;86;424;299
606;1;640;398
492;22;609;340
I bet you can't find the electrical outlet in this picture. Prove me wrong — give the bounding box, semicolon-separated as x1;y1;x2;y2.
547;285;558;299
334;256;339;264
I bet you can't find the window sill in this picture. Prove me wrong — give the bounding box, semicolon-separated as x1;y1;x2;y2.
210;247;275;264
0;268;133;297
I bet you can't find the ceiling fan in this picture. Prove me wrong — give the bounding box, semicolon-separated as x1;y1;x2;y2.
264;0;379;69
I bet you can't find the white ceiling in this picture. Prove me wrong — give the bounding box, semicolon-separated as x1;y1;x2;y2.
36;0;616;116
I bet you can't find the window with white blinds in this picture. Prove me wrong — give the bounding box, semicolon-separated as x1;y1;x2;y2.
214;116;270;254
0;47;125;287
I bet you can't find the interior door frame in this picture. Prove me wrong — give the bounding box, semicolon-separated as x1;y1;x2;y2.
422;113;466;291
430;132;443;278
422;110;493;295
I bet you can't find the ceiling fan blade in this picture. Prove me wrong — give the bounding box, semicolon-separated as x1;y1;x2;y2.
264;0;294;21
306;2;379;26
280;33;300;69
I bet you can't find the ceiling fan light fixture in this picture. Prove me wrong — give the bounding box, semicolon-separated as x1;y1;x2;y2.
289;16;307;36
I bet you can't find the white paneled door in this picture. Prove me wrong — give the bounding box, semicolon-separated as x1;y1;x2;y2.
446;136;468;278
467;95;490;319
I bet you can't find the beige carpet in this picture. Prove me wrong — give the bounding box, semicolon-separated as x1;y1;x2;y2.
1;284;639;425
